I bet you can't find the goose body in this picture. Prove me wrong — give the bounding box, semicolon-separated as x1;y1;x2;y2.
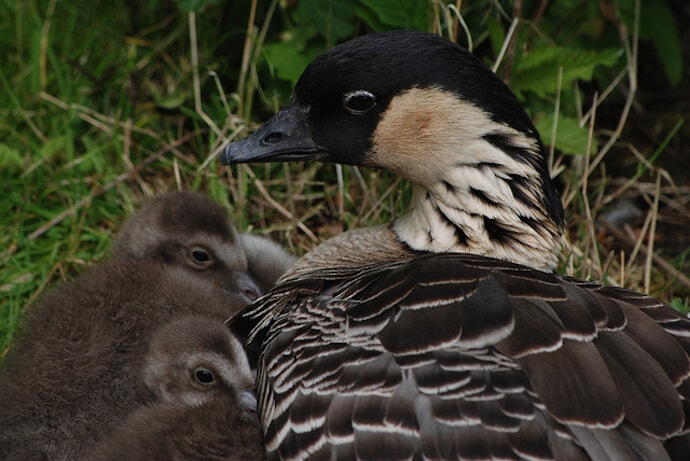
94;316;264;461
221;31;690;460
0;191;293;460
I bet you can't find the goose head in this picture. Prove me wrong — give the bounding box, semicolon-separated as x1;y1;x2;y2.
141;316;256;413
222;30;565;271
113;191;261;303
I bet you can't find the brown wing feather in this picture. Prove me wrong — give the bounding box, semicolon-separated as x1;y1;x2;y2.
239;253;690;460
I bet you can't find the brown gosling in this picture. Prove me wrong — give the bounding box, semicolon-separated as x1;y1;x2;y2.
93;316;263;461
0;191;292;460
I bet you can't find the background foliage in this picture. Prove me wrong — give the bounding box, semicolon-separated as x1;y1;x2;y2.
1;0;688;360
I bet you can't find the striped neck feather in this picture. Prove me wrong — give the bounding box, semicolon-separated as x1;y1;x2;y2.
391;131;563;272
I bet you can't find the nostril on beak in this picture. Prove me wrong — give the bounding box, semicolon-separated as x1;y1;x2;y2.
242;286;259;302
231;271;263;304
263;132;284;144
238;390;258;414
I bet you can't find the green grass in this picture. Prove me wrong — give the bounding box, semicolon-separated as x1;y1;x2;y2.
1;0;689;361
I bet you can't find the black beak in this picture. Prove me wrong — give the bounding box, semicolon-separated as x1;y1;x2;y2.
221;104;325;165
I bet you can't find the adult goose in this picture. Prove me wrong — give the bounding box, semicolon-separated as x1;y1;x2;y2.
221;30;690;460
94;316;263;461
0;191;293;460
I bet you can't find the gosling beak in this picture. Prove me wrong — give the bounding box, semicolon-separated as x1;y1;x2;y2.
221;104;325;164
237;390;258;414
229;271;262;305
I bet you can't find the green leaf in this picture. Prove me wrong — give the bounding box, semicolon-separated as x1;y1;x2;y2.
670;297;690;314
357;0;428;31
38;135;74;162
354;4;387;31
512;46;621;97
534;113;594;156
263;41;321;85
295;0;356;43
0;143;25;171
485;16;505;58
152;92;186;110
173;0;224;13
641;0;682;86
262;0;356;86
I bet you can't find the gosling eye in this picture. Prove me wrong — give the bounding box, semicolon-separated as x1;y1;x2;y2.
343;90;376;115
188;246;213;269
194;368;215;385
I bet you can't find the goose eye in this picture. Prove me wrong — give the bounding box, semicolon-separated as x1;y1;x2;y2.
343;90;376;115
189;247;213;269
194;368;215;385
192;249;210;262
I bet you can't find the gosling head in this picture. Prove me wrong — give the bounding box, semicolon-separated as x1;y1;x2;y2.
141;316;256;413
114;191;261;303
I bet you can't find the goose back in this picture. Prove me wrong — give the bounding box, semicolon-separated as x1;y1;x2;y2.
247;253;690;460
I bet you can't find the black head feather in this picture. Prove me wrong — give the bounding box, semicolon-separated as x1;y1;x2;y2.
294;30;541;164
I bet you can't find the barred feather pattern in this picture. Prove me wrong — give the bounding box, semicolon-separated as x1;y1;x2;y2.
243;253;690;461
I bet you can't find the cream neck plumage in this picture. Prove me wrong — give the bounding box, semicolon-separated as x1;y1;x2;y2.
286;87;564;276
376;87;563;272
